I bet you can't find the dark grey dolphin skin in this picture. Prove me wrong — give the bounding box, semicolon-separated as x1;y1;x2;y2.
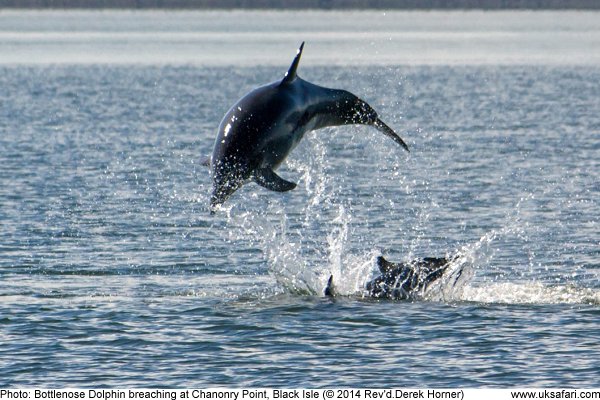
209;42;409;209
325;255;457;300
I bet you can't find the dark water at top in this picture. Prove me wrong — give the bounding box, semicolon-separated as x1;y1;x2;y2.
1;10;599;387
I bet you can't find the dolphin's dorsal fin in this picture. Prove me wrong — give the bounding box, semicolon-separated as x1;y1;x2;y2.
281;42;305;85
377;256;396;274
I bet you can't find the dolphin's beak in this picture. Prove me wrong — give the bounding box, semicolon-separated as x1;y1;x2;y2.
373;118;409;152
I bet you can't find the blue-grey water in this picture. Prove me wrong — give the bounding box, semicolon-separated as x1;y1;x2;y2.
1;10;599;387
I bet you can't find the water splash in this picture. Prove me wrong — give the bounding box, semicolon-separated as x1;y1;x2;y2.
211;113;598;306
423;199;600;305
461;282;600;305
221;133;372;296
321;205;382;296
219;169;599;305
325;205;350;290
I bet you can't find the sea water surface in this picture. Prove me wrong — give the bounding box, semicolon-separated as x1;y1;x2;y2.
1;10;599;387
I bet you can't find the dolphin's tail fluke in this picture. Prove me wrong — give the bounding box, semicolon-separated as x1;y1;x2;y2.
281;42;305;85
373;118;410;152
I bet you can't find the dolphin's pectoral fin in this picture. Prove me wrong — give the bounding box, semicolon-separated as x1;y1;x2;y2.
253;168;297;192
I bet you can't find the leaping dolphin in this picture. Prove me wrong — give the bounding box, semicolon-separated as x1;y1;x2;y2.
209;42;409;209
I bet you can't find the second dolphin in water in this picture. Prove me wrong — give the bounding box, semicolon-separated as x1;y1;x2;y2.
209;42;409;209
325;255;461;300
